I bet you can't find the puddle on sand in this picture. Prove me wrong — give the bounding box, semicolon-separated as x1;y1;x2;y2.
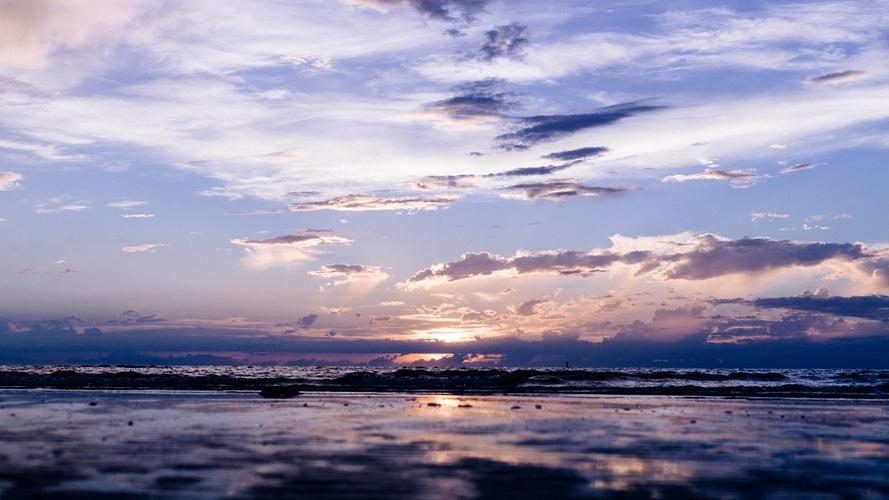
0;390;888;498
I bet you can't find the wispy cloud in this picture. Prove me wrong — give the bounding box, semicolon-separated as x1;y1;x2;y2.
542;146;608;161
751;212;790;222
33;196;90;214
497;101;664;150
804;70;869;85
107;200;147;209
289;194;459;212
121;243;169;253
501;180;629;201
781;162;817;174
662;168;764;188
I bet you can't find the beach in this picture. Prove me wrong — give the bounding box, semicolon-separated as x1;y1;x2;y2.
1;388;888;498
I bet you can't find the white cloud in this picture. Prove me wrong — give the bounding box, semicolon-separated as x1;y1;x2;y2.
662;168;764;189
33;196;90;214
751;212;790;222
231;231;352;269
121;243;169;253
0;171;22;191
309;264;390;292
107;200;147;209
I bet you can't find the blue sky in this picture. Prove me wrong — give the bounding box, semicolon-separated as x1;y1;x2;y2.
2;0;889;365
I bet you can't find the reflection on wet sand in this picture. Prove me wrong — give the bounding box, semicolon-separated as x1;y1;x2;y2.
0;390;887;498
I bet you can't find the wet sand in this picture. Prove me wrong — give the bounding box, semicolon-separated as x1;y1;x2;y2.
0;390;887;498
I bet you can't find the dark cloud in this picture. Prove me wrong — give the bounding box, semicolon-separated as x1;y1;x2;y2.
316;264;370;274
804;70;868;85
349;0;489;23
484;161;578;178
289;194;459;212
503;180;629;201
423;79;516;121
414;160;580;191
1;317;888;367
405;235;870;286
477;23;528;61
753;295;889;322
497;102;664;150
234;232;337;245
781;162;816;174
662;235;865;280
405;249;651;286
407;252;510;284
298;314;319;328
542;147;608;161
286;190;323;198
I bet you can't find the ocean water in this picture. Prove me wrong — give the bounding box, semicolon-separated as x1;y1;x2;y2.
1;365;887;397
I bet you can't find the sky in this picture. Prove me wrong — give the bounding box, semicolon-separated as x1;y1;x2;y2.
2;0;889;366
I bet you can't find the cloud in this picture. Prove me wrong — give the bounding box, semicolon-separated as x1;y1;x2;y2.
280;54;332;71
753;294;889;322
122;213;155;219
751;212;790;221
414;160;581;190
477;23;528;61
421;79;516;122
33;196;90;214
516;298;548;316
231;230;352;269
0;171;22;191
120;243;168;253
403;249;651;288
484;161;578;178
289;194;459;212
497;101;664;150
542;147;608;161
108;309;164;325
612;305;707;342
309;264;390;288
344;0;489;23
781;162;816;174
662;168;763;188
403;233;871;288
414;174;475;190
662;234;865;280
804;70;869;86
0;0;146;69
298;313;319;327
107;200;147;209
501;180;629;201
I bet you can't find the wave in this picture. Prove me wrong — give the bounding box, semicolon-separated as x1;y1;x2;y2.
0;366;887;398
